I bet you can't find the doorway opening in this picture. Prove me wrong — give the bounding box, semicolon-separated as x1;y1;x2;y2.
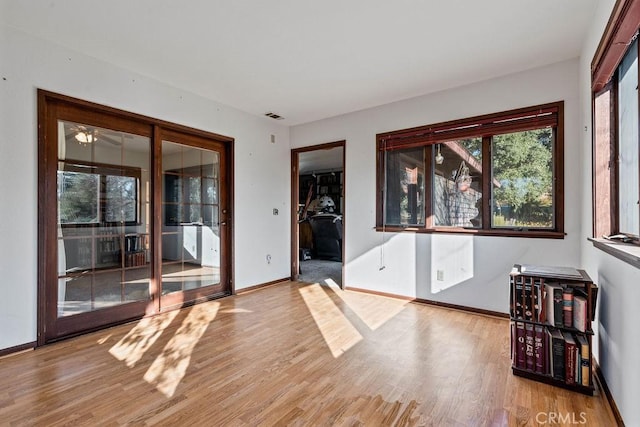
291;141;345;288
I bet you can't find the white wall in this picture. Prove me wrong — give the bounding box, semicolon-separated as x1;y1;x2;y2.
292;59;583;314
579;1;640;425
0;25;291;350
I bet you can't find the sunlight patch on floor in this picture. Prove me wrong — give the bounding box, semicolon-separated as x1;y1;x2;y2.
323;278;340;287
97;334;112;345
109;310;180;368
299;283;362;358
219;308;253;313
143;302;219;397
324;280;408;331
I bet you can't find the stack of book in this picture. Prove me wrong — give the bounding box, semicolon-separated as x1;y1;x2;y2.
510;275;596;332
510;321;590;387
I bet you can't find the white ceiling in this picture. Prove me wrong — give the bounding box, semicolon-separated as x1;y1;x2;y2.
2;0;597;126
299;146;343;175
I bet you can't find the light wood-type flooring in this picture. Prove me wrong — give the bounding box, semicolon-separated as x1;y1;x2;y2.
0;281;617;426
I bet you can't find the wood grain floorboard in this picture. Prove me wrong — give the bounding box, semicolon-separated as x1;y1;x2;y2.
0;281;617;426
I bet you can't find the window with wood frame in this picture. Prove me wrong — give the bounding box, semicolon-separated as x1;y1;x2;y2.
376;101;565;238
58;161;141;226
592;0;640;244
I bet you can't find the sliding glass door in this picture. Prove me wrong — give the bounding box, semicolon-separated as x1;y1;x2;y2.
159;134;229;309
39;91;233;343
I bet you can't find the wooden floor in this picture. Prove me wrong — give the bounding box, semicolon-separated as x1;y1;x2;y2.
0;281;617;426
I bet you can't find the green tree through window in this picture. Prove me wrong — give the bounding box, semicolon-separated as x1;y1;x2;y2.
58;171;99;224
492;128;553;228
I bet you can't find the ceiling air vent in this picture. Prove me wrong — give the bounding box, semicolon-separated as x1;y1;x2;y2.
265;112;284;120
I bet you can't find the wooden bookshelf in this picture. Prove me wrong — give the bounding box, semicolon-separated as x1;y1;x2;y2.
509;264;597;395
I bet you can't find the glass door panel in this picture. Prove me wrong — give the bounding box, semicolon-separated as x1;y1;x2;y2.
161;141;222;302
57;120;151;318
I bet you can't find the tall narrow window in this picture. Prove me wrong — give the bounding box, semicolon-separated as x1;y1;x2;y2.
593;83;616;238
492;128;554;229
432;138;483;228
591;0;640;246
383;147;425;226
617;38;639;237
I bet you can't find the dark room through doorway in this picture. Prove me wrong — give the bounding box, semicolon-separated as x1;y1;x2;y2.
291;141;345;288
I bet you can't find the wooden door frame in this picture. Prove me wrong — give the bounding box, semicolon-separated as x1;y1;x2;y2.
37;90;234;344
156;129;233;312
291;141;345;288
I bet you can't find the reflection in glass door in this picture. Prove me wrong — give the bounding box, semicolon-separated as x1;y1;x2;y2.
56;121;151;318
161;140;225;307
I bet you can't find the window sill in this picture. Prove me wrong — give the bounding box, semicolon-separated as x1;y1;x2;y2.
588;237;640;269
375;226;565;239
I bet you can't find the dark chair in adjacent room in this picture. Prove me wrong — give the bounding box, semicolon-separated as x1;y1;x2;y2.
308;214;343;261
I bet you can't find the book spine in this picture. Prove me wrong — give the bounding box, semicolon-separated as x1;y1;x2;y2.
544;328;551;375
562;287;574;328
546;328;553;376
575;346;580;385
553;287;563;327
523;278;534;321
534;325;544;374
544;284;554;326
532;279;540;322
514;277;524;319
573;296;587;332
525;323;535;371
581;350;590;387
510;276;515;318
516;322;526;369
532;280;539;322
551;331;565;381
536;278;546;323
564;338;576;384
510;322;515;363
578;335;590;387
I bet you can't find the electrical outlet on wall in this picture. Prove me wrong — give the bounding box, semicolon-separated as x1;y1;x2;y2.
266;254;272;264
436;270;444;281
